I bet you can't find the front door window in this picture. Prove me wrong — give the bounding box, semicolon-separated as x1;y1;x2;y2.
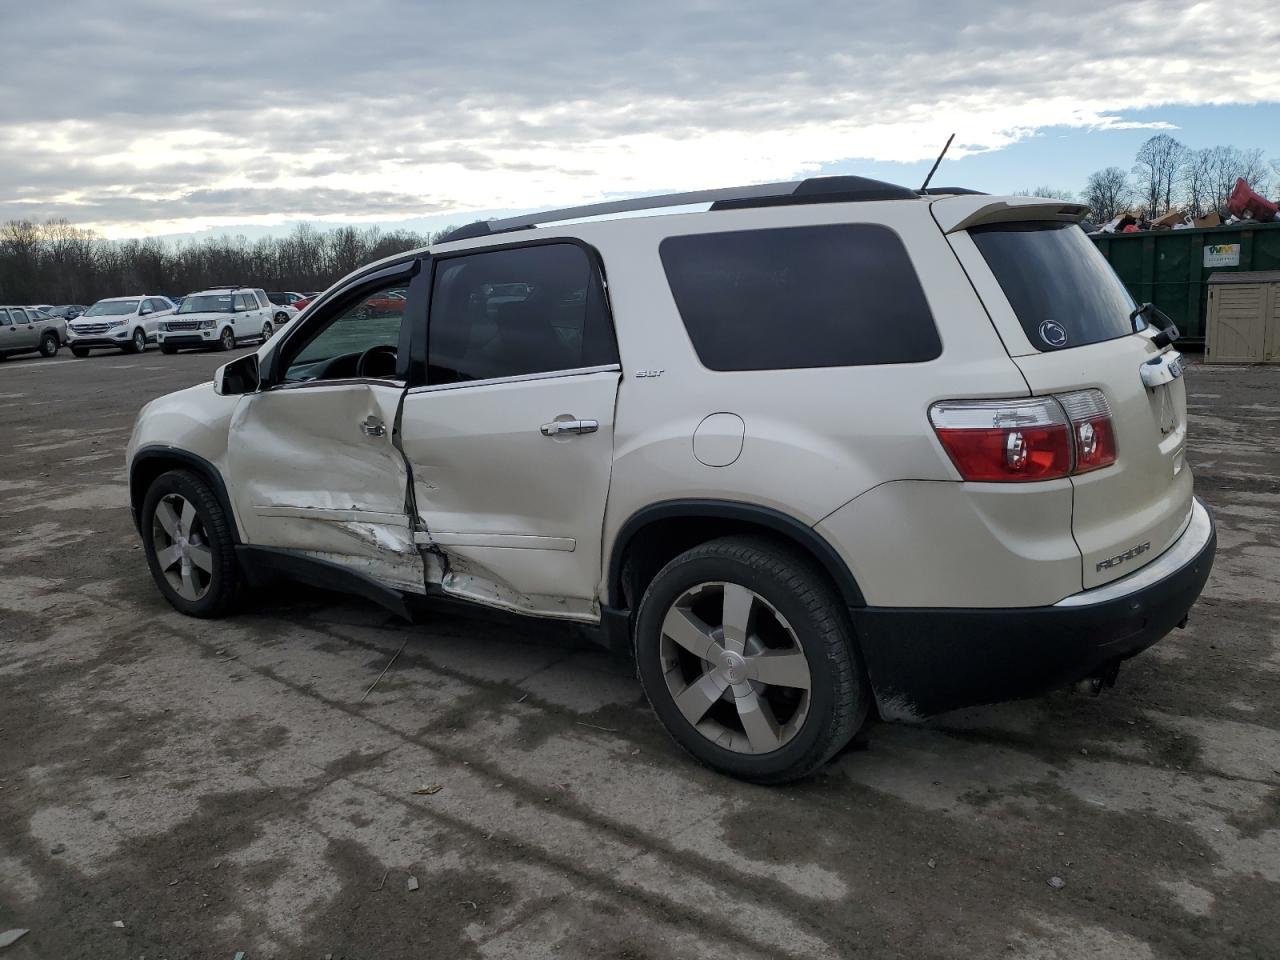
283;282;410;383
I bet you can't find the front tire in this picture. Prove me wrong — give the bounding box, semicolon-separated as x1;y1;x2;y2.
140;470;242;618
261;321;274;342
39;333;59;357
160;344;178;355
635;536;868;784
219;327;236;351
128;328;147;353
71;346;90;358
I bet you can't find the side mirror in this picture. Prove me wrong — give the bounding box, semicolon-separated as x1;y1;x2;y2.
214;352;261;396
139;307;152;316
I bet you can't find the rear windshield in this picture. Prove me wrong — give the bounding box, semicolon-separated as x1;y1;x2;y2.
969;221;1139;351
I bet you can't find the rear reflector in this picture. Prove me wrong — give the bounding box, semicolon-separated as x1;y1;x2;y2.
929;390;1117;482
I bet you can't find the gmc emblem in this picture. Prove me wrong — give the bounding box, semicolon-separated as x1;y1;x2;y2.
1097;541;1152;572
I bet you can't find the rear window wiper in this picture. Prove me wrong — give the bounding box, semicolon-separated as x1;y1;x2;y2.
1129;302;1180;349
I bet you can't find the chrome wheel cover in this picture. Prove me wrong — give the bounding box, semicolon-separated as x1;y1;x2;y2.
660;581;812;754
151;493;214;602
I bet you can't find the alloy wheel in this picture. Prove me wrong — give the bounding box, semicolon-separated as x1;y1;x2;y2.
151;493;214;602
133;329;146;351
221;328;235;350
261;321;273;341
660;581;812;754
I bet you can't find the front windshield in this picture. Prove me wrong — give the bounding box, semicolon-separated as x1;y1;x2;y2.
179;294;234;314
84;300;139;317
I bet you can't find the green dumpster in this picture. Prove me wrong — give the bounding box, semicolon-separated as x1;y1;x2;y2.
1091;221;1280;343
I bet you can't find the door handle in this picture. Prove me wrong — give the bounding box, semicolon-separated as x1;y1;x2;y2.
540;418;599;437
361;415;386;437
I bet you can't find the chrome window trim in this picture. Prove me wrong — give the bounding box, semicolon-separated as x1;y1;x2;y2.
406;363;620;395
268;377;407;393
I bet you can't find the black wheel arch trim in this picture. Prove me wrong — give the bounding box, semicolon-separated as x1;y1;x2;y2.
606;499;867;611
129;445;240;543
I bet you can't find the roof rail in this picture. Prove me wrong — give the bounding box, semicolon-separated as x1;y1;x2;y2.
437;175;921;243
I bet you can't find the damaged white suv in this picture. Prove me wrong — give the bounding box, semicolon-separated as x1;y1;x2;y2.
127;177;1215;783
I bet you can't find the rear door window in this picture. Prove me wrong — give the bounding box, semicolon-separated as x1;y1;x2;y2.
427;243;618;384
968;221;1139;351
659;224;940;371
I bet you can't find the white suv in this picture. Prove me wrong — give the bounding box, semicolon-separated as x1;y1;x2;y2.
126;176;1216;783
68;296;174;356
158;287;277;354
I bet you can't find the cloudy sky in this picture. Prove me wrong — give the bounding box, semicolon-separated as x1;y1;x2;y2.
3;0;1279;238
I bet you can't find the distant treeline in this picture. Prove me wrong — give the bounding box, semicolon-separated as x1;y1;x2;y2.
0;221;458;305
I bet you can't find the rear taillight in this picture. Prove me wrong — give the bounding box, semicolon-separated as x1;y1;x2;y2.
1056;389;1117;473
929;390;1116;483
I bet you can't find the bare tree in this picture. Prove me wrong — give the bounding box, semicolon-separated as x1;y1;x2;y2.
1206;145;1274;215
1180;149;1214;218
1083;167;1132;222
1133;134;1186;217
0;219;432;304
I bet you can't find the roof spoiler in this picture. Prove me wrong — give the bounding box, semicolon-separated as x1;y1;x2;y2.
932;195;1089;234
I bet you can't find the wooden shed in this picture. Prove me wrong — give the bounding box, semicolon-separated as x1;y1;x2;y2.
1205;271;1280;364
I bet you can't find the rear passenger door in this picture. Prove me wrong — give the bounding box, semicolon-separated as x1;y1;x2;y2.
399;241;622;620
233;293;261;339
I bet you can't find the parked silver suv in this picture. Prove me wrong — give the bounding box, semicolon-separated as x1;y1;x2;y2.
126;176;1216;782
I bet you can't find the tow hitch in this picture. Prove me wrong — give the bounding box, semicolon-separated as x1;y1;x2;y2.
1074;660;1121;697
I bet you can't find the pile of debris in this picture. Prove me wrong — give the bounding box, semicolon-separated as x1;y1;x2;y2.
1091;178;1280;234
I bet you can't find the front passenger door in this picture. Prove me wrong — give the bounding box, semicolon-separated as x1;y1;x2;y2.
398;242;622;620
9;309;38;350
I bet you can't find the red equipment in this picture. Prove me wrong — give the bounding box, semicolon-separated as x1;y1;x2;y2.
1227;178;1279;222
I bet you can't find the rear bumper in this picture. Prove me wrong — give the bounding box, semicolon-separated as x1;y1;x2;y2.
850;498;1216;719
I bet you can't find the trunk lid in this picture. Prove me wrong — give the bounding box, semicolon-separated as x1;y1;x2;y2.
1010;336;1192;588
935;197;1194;590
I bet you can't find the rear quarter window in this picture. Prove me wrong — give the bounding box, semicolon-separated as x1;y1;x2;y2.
968;221;1137;351
659;223;941;371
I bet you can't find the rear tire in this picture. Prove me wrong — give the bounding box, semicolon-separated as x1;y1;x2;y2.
128;328;147;353
71;346;90;358
39;333;59;357
635;535;869;784
219;327;236;351
140;469;242;618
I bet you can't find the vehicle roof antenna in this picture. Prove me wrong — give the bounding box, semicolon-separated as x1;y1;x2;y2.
919;133;956;192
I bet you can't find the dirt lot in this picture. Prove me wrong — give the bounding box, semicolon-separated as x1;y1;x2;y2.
0;349;1277;959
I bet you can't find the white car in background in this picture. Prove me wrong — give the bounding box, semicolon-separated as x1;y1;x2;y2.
67;296;175;356
158;287;278;354
265;291;307;327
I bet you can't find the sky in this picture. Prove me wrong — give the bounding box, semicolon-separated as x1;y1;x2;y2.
2;0;1279;240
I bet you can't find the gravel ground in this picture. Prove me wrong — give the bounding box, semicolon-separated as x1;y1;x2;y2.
0;349;1277;959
